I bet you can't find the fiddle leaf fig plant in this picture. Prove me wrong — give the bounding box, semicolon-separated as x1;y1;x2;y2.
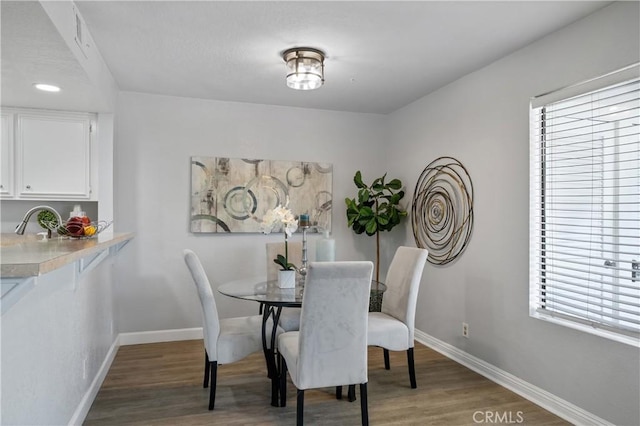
345;171;407;281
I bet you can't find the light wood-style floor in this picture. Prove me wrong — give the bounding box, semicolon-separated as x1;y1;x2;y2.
84;340;568;425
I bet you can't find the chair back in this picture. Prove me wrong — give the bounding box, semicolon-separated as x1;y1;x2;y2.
381;246;428;343
266;241;303;280
296;261;373;390
183;249;220;360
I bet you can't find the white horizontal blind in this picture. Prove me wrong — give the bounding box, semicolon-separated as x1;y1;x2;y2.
530;65;640;344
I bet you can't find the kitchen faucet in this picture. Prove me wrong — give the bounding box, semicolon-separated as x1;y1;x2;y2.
15;205;63;236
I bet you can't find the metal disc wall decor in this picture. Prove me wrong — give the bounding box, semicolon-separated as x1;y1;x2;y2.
411;156;474;265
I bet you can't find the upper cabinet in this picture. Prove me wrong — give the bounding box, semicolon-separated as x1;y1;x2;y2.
1;108;97;201
1;112;15;197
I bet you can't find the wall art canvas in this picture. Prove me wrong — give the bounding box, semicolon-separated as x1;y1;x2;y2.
190;157;333;233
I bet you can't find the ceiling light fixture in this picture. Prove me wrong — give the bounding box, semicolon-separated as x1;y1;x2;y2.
283;47;325;91
33;83;61;92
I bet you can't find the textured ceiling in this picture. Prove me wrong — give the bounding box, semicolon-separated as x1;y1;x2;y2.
1;1;104;112
2;1;612;114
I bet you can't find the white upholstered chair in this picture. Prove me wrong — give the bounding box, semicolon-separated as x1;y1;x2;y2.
278;261;374;425
183;249;283;410
267;241;303;331
367;246;428;388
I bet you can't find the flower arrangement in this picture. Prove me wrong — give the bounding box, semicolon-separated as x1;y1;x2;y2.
261;204;299;271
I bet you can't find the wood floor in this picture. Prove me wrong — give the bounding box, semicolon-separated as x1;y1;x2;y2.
84;340;568;425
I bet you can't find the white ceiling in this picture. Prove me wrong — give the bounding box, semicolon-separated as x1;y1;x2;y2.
2;1;612;115
1;1;106;112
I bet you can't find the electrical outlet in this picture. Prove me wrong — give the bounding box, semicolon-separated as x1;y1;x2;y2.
462;322;469;338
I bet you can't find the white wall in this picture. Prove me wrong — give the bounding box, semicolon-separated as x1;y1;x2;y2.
0;256;117;425
113;93;387;332
386;3;639;425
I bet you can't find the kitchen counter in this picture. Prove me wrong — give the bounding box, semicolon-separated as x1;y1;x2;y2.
0;232;134;278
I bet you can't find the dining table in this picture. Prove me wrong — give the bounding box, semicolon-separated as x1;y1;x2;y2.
218;276;387;407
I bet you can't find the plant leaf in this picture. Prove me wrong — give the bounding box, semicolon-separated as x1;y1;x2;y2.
345;197;355;209
347;210;359;226
365;219;377;235
273;254;288;270
387;178;402;190
353;222;365;234
358;189;370;203
389;193;401;204
359;206;374;218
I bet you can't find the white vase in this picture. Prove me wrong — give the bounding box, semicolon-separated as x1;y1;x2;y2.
278;270;296;288
315;230;335;261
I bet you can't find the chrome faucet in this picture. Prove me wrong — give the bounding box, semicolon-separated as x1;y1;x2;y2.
15;205;63;236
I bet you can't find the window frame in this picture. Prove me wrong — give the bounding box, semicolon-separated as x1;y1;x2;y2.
529;64;640;347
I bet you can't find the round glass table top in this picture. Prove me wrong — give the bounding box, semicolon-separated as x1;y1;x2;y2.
218;276;386;308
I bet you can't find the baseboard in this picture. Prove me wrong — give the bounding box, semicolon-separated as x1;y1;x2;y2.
414;329;613;426
119;327;203;346
68;336;120;426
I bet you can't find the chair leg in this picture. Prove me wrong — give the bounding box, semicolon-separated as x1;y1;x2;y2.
336;385;356;402
296;389;304;426
203;351;210;388
383;348;390;370
360;383;369;426
348;384;356;402
279;353;288;407
208;361;217;410
407;347;417;389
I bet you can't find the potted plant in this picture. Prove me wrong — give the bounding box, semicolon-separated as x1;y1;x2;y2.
261;203;299;288
345;171;407;282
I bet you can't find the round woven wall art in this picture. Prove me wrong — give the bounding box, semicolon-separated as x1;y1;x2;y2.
412;156;474;265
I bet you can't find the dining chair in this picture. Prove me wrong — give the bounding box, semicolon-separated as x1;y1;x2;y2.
266;241;303;331
367;246;428;389
183;249;284;410
278;261;374;426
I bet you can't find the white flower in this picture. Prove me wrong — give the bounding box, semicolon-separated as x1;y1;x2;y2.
261;203;299;271
261;204;299;237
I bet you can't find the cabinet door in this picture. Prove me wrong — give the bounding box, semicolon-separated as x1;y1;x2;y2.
17;113;91;199
1;113;14;197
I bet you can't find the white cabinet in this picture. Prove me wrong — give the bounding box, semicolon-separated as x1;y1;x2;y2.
1;112;14;197
2;109;96;201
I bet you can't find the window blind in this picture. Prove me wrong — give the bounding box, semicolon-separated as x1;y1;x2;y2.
529;64;640;345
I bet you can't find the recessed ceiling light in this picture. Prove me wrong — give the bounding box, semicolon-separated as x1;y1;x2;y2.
33;83;61;92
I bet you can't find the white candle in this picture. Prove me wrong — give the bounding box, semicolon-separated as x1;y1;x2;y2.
315;231;335;261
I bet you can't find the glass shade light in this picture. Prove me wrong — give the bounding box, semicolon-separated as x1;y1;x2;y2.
283;48;325;90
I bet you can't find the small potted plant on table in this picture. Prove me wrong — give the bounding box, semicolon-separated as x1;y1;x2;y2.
261;203;299;288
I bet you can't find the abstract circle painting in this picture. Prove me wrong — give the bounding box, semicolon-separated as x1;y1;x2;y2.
411;157;474;265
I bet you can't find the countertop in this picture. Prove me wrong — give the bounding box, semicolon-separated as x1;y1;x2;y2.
0;232;134;278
